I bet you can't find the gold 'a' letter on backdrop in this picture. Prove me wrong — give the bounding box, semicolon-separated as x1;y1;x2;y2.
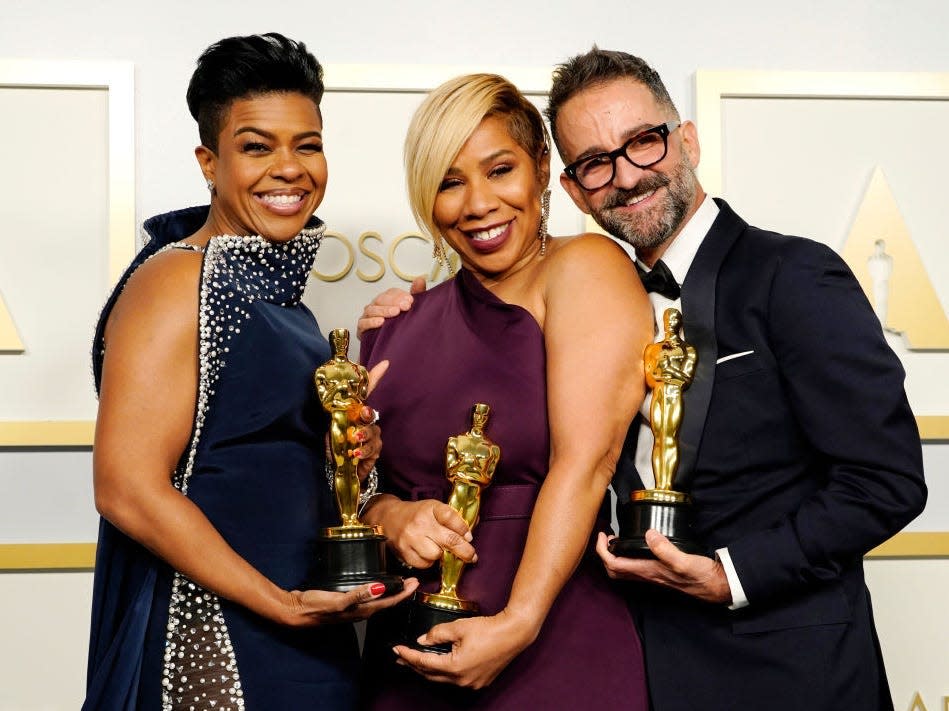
841;167;949;350
0;291;24;352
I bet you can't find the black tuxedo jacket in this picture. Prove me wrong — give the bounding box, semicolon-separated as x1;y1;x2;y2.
614;200;926;711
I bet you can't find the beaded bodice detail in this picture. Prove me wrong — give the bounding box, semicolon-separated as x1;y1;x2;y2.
203;228;324;307
159;225;324;711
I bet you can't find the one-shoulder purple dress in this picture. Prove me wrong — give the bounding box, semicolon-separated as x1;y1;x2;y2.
360;268;647;710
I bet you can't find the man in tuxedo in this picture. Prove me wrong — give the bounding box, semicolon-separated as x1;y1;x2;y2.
546;48;925;710
356;49;926;710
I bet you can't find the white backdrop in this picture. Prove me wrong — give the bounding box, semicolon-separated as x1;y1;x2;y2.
1;1;947;708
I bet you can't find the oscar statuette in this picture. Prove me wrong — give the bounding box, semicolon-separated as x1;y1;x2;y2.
610;308;704;557
404;403;500;653
313;328;402;594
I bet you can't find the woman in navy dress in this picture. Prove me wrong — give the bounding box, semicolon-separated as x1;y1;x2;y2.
359;75;652;709
83;34;416;711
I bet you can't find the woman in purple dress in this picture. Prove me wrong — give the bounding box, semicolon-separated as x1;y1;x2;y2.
359;74;652;709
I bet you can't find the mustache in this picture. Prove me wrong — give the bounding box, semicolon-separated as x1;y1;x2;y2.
601;174;670;209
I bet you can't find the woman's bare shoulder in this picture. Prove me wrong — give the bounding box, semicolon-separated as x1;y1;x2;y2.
550;231;625;250
106;247;204;341
544;232;637;281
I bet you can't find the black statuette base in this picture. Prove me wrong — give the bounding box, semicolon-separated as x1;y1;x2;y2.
403;597;475;654
314;533;403;595
610;497;704;558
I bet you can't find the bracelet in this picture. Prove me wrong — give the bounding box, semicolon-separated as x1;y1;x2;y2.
324;459;381;514
358;467;384;516
358;466;379;505
358;492;386;517
323;459;335;490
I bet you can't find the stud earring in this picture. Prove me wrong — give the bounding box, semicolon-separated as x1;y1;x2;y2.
538;188;551;257
206;178;215;193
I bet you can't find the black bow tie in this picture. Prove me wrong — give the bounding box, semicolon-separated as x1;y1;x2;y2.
637;260;681;300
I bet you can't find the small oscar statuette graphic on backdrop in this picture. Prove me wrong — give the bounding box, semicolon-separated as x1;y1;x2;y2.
313;328;402;594
404;403;500;653
610;308;703;557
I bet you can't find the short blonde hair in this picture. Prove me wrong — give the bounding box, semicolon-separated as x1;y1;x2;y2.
404;74;550;253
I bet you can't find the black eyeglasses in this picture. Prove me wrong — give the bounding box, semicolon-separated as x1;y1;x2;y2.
564;121;681;191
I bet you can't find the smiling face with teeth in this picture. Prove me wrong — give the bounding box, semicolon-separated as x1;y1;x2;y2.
555;79;704;264
195;92;327;243
432;115;550;284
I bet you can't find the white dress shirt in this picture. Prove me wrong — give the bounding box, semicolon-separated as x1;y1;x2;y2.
633;197;749;609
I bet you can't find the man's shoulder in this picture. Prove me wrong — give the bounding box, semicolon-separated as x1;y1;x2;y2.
710;200;833;260
729;220;837;267
707;208;853;302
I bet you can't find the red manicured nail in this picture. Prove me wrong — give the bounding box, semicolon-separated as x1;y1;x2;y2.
370;583;386;596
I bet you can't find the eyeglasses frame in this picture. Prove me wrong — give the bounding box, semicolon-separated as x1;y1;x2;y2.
563;120;682;191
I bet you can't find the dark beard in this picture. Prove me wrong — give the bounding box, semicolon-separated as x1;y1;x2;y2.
590;156;696;251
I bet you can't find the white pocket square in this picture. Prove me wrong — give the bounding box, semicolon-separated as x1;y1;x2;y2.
716;350;754;365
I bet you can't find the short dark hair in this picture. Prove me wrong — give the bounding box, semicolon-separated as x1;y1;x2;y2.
186;33;324;151
545;47;678;157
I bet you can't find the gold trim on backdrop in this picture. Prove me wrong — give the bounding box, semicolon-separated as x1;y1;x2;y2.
0;420;95;447
867;533;949;558
2;530;946;571
0;414;943;450
0;544;96;570
917;416;949;441
694;70;949;197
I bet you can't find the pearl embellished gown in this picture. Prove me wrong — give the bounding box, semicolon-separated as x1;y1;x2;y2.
84;206;358;710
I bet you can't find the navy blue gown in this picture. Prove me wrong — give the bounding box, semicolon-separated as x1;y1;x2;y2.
84;206;359;710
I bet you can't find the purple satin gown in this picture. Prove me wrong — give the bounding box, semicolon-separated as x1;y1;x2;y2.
360;268;648;710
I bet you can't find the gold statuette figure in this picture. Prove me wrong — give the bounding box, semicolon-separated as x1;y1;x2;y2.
314;327;379;536
404;403;500;652
423;403;501;611
637;307;697;503
610;307;703;557
312;328;400;593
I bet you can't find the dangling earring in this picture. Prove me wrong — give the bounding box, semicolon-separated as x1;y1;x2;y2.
538;188;551;257
206;178;215;194
433;235;455;277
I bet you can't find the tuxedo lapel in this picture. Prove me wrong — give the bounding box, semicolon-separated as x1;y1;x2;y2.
676;199;746;489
